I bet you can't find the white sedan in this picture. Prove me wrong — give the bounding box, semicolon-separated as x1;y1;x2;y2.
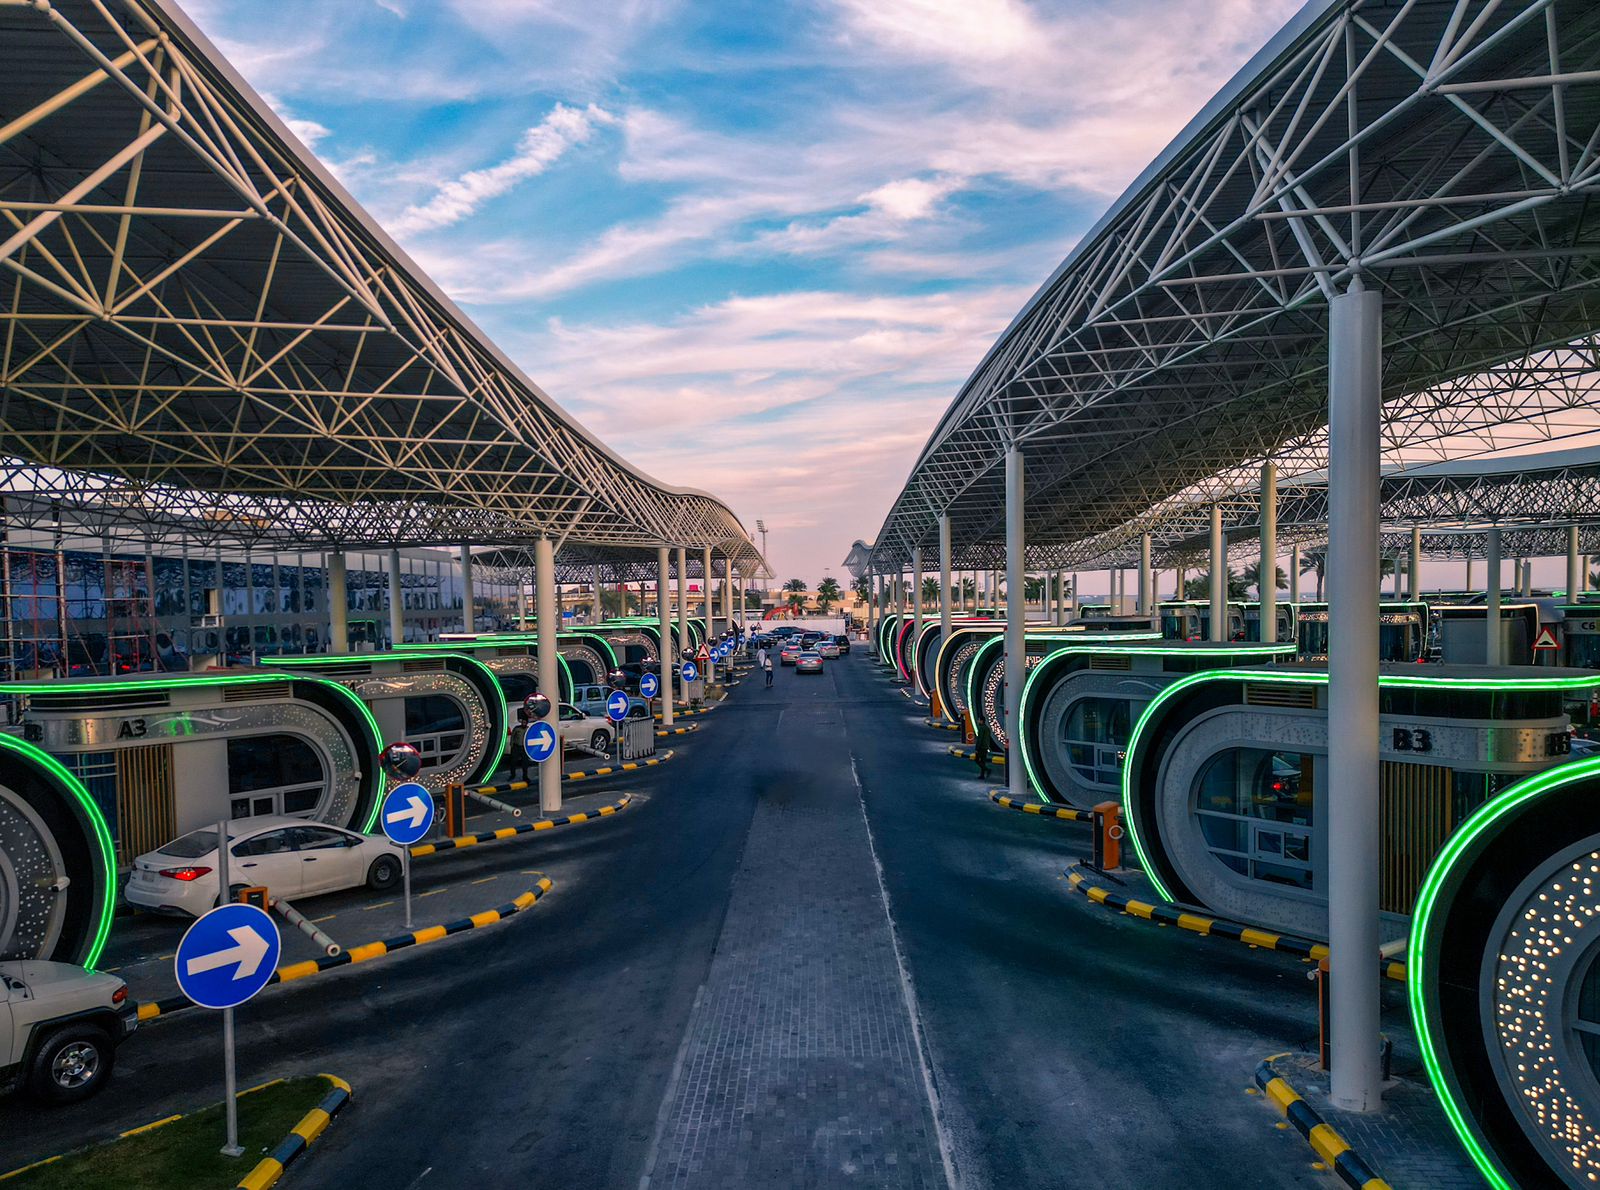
126;815;406;916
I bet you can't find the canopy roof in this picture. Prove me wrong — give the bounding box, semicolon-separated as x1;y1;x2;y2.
0;0;756;561
870;0;1600;571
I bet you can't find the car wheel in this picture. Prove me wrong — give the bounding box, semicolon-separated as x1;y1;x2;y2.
590;729;610;751
28;1024;114;1104
367;854;402;891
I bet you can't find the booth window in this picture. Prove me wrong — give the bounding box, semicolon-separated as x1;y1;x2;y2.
497;672;537;706
227;734;325;819
1060;697;1132;788
404;694;467;765
1193;748;1314;889
1577;949;1600;1079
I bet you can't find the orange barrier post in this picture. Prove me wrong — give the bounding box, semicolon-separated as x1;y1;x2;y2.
1092;801;1122;870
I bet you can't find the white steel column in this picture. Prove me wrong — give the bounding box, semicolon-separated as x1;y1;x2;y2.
1260;464;1277;643
675;547;688;694
1410;527;1423;600
1327;278;1382;1113
702;546;715;682
657;548;674;728
938;515;952;642
1005;448;1026;799
1140;533;1153;617
1290;544;1302;606
459;545;475;632
535;537;561;814
1209;504;1226;642
1570;527;1583;601
911;546;924;683
1486;528;1503;665
387;549;404;647
327;553;348;653
593;565;604;628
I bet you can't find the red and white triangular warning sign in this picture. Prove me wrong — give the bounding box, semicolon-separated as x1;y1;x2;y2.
1533;625;1560;650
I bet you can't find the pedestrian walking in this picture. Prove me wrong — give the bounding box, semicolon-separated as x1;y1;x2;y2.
509;707;532;783
764;655;775;687
756;645;768;669
974;724;992;781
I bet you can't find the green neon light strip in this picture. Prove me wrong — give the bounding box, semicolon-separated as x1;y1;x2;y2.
0;733;118;969
1407;755;1600;1190
963;631;1166;742
1120;666;1600;906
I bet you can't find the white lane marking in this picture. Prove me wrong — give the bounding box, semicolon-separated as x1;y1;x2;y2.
851;754;961;1190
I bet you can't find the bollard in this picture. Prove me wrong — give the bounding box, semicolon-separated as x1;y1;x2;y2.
464;787;522;817
1315;956;1330;1070
273;897;341;957
962;711;975;746
1092;801;1122;870
444;783;467;837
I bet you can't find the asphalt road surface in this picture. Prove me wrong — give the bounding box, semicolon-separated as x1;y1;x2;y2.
4;653;1347;1188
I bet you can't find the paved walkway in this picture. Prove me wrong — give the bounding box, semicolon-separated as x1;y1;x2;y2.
644;686;949;1188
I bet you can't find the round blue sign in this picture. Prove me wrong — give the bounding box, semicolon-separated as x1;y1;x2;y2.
606;689;630;722
523;720;558;764
681;661;698;683
175;902;282;1010
639;671;660;699
381;781;434;846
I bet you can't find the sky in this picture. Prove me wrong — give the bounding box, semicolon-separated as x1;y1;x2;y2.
182;0;1311;585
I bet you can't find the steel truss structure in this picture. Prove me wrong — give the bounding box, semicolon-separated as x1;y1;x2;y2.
869;0;1600;574
474;543;770;587
0;0;756;562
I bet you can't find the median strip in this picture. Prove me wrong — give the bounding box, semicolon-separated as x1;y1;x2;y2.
987;791;1091;822
655;723;699;737
136;880;553;1023
1252;1056;1392;1190
566;749;675;781
924;718;962;732
235;1075;352;1190
410;794;632;856
947;745;1006;765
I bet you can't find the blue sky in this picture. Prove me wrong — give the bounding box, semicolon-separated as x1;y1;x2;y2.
185;0;1307;583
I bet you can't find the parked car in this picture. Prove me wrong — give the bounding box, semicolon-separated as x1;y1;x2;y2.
558;702;617;752
795;650;824;674
779;642;803;666
815;640;842;659
571;684;647;720
1;960;137;1103
126;816;406;916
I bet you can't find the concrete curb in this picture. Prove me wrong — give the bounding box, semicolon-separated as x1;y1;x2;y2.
235;1074;353;1190
1063;866;1406;983
655;724;699;737
1252;1056;1392;1189
411;794;632;856
946;745;1006;766
566;749;675;782
654;706;714;719
136;880;554;1022
987;791;1091;822
924;718;962;732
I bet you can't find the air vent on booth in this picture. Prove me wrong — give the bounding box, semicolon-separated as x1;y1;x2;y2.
223;682;288;702
1245;682;1317;709
27;689;170;713
402;660;439;673
1090;654;1132;670
313;663;371;678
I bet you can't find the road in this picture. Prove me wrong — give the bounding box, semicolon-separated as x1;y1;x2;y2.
3;651;1345;1188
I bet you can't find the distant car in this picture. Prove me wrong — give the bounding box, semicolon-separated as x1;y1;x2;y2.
127;816;405;916
815;640;841;659
571;683;646;720
779;643;803;666
1;960;137;1103
833;634;851;655
795;650;824;674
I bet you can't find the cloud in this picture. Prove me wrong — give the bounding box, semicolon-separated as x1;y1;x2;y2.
390;104;615;236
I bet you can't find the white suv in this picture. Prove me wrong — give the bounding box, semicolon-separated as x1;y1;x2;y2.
1;961;137;1103
557;702;616;754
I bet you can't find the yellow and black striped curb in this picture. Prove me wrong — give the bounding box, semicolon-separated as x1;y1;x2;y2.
654;705;714;719
947;745;1006;766
136;881;554;1022
410;795;632;856
1063;867;1407;983
924;718;962;732
656;723;699;737
566;749;675;781
1251;1057;1391;1190
236;1074;352;1190
987;790;1092;822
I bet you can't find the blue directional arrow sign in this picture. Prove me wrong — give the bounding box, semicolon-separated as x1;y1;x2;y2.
681;661;698;683
606;689;631;722
523;720;558;764
639;671;659;699
175;903;281;1010
381;781;434;846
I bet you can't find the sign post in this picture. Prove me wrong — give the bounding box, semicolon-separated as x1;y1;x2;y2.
381;782;432;928
640;670;659;724
176;835;282;1159
606;688;629;761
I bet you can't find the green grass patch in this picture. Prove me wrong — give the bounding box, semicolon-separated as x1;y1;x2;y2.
4;1076;331;1189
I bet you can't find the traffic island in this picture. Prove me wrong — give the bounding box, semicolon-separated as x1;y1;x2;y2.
1251;1056;1390;1189
0;1074;348;1189
655;723;699;737
565;749;675;782
923;717;962;732
986;790;1091;822
946;745;1005;766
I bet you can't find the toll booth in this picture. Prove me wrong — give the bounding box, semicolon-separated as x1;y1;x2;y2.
0;670;386;954
1242;601;1297;644
1121;663;1600;943
0;733;117;965
1429;602;1539;664
877;613;900;668
1296;601;1429;662
912;618;994;709
931;624;999;728
1159;601;1203;640
964;628;1162;751
1016;640;1297;808
1410;755;1600;1190
261;652;506;792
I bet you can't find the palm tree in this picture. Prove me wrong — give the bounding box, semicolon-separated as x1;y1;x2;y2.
816;577;842;613
783;577;807;614
1300;549;1326;600
1183;568;1250;601
1024;576;1044;601
852;575;872;602
1240;561;1288;597
920;576;941;604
